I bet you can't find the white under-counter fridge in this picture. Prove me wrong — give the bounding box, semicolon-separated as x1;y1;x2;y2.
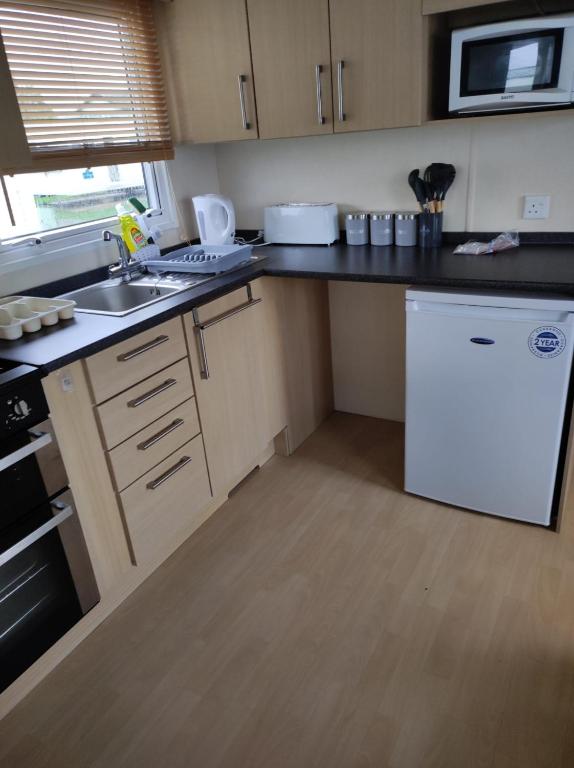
405;288;574;526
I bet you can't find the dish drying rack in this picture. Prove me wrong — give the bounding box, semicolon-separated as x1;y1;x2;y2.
141;244;253;275
0;296;76;340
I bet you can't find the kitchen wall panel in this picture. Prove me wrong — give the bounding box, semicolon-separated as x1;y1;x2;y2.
212;113;574;234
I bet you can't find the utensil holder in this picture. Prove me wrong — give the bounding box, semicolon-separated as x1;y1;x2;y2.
418;212;433;249
418;212;443;249
431;212;443;248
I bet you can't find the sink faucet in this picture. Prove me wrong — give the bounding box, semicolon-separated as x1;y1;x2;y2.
103;230;142;283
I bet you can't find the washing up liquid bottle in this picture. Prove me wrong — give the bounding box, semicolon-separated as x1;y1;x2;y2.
119;212;147;254
116;203;161;263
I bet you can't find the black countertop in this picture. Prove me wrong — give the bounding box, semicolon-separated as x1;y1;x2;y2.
1;242;573;373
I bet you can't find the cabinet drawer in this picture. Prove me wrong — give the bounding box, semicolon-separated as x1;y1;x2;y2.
85;317;186;403
108;398;200;491
120;434;212;565
97;358;194;449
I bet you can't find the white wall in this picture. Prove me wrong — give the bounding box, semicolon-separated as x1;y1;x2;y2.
166;143;220;240
214;113;574;233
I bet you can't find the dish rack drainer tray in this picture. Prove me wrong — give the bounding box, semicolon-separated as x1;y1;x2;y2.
141;244;253;275
0;296;76;340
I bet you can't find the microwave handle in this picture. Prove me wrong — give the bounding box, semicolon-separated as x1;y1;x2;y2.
0;430;52;472
0;500;73;567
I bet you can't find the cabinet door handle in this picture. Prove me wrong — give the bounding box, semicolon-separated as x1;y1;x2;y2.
117;335;169;362
237;74;251;130
315;64;325;125
146;455;192;490
137;418;185;451
192;284;262;380
337;60;346;122
127;378;176;408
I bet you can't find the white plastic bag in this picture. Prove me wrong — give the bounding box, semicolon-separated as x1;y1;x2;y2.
454;231;519;255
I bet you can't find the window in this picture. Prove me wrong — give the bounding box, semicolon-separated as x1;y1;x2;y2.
0;0;172;173
0;159;178;270
0;162;153;240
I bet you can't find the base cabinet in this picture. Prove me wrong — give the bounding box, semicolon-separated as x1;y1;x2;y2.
2;277;333;718
119;434;211;565
184;282;272;498
258;277;334;452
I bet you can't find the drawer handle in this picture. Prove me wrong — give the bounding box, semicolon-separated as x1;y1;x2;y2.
117;334;169;362
127;378;177;408
146;455;192;490
137;418;185;451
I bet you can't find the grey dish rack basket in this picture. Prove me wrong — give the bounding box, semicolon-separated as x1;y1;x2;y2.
141;244;253;275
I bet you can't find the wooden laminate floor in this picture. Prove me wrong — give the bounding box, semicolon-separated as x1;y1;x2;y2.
2;413;574;768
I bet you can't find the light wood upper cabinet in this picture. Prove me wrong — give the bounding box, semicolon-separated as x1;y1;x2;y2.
329;0;423;133
247;0;333;139
422;0;510;13
154;0;257;143
0;32;30;172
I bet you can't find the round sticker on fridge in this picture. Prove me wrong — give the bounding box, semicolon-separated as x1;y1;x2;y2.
528;326;566;358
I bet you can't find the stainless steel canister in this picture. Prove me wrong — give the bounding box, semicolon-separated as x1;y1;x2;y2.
395;212;419;247
369;212;394;246
345;213;369;246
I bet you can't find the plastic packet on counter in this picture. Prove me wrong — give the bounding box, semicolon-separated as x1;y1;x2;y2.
453;231;519;255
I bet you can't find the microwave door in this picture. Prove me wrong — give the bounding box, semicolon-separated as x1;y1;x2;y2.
450;22;574;113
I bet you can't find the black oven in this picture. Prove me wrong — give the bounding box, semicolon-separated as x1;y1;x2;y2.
0;362;99;693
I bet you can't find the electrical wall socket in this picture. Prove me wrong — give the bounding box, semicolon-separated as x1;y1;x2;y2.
523;195;551;220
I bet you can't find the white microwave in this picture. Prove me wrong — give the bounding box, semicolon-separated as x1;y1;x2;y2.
449;14;574;114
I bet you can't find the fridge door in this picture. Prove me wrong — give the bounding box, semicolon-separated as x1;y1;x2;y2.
405;298;574;525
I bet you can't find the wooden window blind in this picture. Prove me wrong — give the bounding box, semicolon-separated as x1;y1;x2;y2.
0;0;173;172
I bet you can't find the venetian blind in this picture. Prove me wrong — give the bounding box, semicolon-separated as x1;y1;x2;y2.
0;0;173;171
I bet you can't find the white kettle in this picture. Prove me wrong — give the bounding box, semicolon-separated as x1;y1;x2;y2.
192;194;236;245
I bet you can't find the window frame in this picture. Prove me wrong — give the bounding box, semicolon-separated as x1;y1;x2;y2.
0;160;179;272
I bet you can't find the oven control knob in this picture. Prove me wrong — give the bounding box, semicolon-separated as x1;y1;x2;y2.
14;399;31;418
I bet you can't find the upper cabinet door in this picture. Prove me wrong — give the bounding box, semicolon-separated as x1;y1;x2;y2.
329;0;423;133
0;32;30;172
247;0;333;139
155;0;257;143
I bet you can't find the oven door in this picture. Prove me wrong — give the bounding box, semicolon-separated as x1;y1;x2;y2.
0;490;99;693
0;417;68;527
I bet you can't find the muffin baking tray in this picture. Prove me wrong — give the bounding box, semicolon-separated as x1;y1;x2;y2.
0;296;76;340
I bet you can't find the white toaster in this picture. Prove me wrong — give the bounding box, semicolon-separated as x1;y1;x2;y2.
264;203;339;245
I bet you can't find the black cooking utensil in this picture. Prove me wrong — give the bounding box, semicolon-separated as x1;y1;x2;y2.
408;169;427;211
424;163;456;211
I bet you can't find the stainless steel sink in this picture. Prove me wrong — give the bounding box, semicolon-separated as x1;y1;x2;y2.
59;254;266;316
59;276;197;316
